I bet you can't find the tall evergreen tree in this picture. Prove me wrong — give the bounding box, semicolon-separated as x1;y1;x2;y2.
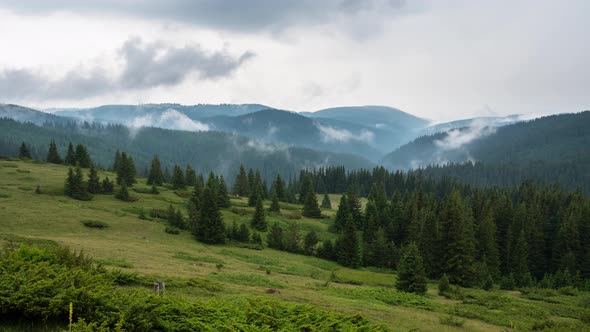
348;188;363;228
334;194;350;231
74;144;91;168
396;242;428;295
477;208;501;279
171;164;186;189
115;182;130;201
284;221;302;253
232;164;250;197
111;150;121;172
185;165;197;187
146;155;164;186
65;143;76;165
321;192;332;209
217;176;231;208
18;142;31;159
251;191;267;231
116;152;136;186
336;214;361;268
46;140;62;164
302;190;322;218
65;165;90;200
87;163;101;194
298;175;314;204
272;174;286;201
267;223;284;250
303;230;320;256
102;177;114;194
195;186;225;244
269;189;281;213
440;190;476;286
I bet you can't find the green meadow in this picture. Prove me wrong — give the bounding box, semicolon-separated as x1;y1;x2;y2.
1;159;589;331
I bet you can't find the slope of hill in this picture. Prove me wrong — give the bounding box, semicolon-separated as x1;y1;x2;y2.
0;118;373;183
382;111;590;169
420;115;522;136
0;103;71;125
3;159;590;331
204;109;384;161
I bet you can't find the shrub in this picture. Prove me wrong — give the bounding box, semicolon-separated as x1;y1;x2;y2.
150;208;168;219
165;226;180;234
81;220;109;229
558;286;578;296
438;273;451;295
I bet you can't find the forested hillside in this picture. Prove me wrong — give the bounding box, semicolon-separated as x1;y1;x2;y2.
0;118;373;183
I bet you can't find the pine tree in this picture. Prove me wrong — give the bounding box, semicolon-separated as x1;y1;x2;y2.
269;189;281;213
303;230;319;256
65;143;76;165
190;181;203;209
477;208;501;279
115;182;130;201
334;194;350;231
46;140;62;164
102;177;114;194
217;176;230;208
146;155;164;186
348;188;363;228
65;164;90;200
396;242;428;295
185;165;197;187
18;142;31;159
438;273;451;295
273;174;285;201
252;232;263;247
284;221;302;253
196;186;225;244
440;190;476;286
318;240;336;261
511;229;530;287
302;190;322;218
232;164;250;197
171;164;186;189
87;163;101;194
267;223;284;250
74;144;91;168
298;175;314;204
238;223;250;242
321;192;332;209
64;168;75;197
251;192;267;231
336;215;361;268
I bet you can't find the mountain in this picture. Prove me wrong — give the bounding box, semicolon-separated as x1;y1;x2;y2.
0;103;71;125
0;117;373;183
203;109;384;161
420;114;523;136
382;111;590;169
50;103;271;124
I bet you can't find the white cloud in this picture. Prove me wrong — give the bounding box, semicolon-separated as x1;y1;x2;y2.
131;108;209;131
315;122;374;143
434;120;496;151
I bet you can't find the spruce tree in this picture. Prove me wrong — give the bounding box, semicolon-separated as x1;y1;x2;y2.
102;177;114;194
116;152;136;186
65;165;90;200
269;189;281;213
217;176;230;208
440;190;476;286
46;140;62;164
171;164;186;189
196;186;225;244
64;167;75;197
18;142;31;159
477;208;501;279
321;192;332;209
284;221;302;253
65;143;76;165
238;223;250;242
396;242;428;295
336;214;361;268
303;230;319;256
302;190;322;218
185;165;197;187
232;164;250;197
267;223;284;250
298;175;314;204
146;155;164;186
151;182;159;194
112;150;121;172
115;182;130;201
511;229;530;287
74;144;91;168
334;194;350;231
347;188;363;228
251;192;267;231
87;163;101;194
273;174;285;201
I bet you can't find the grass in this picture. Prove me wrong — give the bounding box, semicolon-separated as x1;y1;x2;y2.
1;159;590;331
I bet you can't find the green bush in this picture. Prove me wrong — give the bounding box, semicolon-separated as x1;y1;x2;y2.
165;226;180;234
81;220;109;229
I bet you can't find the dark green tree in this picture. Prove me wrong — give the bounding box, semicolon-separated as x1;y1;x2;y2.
251;191;267;231
396;242;428;295
64;143;76;165
115;182;130;201
321;192;332;209
171;164;186;189
111;149;121;172
238;223;250;242
284;221;302;253
185;165;197;187
217;175;231;208
336;214;361;268
302;190;322;218
87;163;101;194
298;175;314;204
18;142;31;159
46;140;62;164
74;144;91;168
303;230;319;256
232;164;250;197
102;177;114;194
334;194;350;231
269;189;281;213
267;223;284;250
146;155;164;186
196;186;225;244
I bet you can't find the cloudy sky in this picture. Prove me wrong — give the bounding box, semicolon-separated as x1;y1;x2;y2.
0;0;588;121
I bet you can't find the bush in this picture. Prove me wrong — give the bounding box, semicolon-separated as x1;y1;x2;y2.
558;286;578;296
438;273;451;295
150;208;168;219
440;307;466;327
81;220;109;229
165;226;180;234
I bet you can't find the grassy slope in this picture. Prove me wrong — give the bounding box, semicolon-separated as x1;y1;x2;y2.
1;160;588;331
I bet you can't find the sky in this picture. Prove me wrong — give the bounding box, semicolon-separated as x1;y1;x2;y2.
0;0;588;122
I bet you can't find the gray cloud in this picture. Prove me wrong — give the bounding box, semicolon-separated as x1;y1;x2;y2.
0;0;406;33
0;37;254;100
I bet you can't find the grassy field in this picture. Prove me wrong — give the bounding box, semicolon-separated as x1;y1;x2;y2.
1;159;589;331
